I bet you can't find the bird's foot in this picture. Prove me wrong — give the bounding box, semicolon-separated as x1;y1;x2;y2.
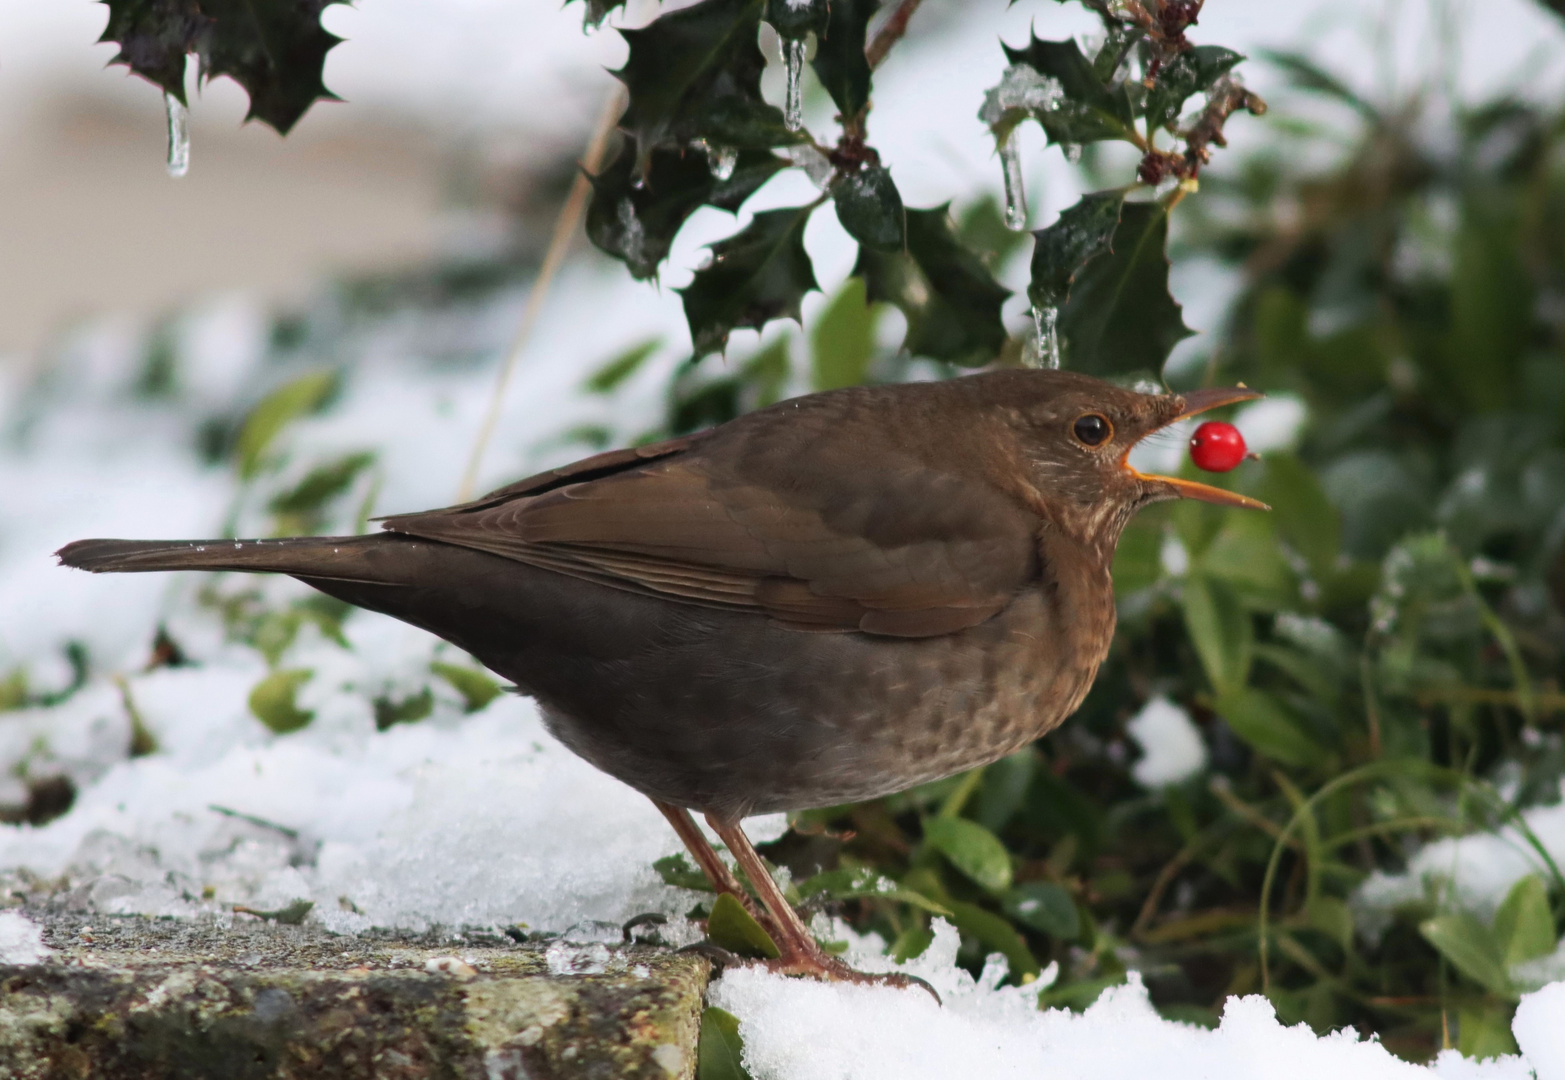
759;941;941;1002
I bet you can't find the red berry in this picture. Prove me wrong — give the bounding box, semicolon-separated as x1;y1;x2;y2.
1189;421;1247;472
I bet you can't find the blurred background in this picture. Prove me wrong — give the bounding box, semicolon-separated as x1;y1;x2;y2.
3;0;1565;1062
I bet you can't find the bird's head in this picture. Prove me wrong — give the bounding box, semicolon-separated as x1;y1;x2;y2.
977;369;1267;551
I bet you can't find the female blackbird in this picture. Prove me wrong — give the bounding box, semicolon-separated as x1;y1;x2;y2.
59;369;1263;985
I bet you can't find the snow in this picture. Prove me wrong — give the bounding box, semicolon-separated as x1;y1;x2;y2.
0;912;51;965
708;921;1558;1080
1125;696;1208;788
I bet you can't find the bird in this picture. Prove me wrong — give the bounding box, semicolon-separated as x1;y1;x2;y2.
58;368;1264;986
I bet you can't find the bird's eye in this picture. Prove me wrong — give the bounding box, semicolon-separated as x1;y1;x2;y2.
1072;413;1113;447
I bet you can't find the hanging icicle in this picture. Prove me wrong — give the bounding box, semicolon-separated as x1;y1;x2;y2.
1000;138;1027;231
784;38;807;131
1024;304;1061;369
164;92;190;178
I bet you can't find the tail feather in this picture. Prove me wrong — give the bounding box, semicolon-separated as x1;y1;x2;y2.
56;535;419;584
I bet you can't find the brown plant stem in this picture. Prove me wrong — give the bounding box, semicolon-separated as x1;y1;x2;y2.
865;0;924;70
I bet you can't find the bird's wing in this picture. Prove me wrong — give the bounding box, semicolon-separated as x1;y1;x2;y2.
381;431;1039;637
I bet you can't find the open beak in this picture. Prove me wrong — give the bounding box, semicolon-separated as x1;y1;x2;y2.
1123;386;1271;510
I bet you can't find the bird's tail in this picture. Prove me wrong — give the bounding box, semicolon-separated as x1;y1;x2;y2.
56;534;418;585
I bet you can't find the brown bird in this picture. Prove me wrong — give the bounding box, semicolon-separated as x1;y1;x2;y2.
58;369;1263;985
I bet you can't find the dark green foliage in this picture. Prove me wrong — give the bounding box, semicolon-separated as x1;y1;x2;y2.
586;139;789;279
614;0;794;170
1028;189;1127;308
832;165;906;252
809;0;880;123
98;0;346;133
564;0;629;30
681;205;819;357
855;205;1011;366
1056;201;1193;376
698;1007;755;1080
1001;34;1137;146
765;0;828;40
1144;46;1245;130
706;893;782;959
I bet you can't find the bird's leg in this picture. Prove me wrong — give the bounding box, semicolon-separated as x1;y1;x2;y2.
704;813;939;1000
652;800;767;926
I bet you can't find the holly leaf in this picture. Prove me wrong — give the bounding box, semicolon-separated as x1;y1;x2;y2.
1057;200;1192;376
832;165;905;252
98;0;210;103
1145;45;1244;130
765;0;828;39
616;0;796;173
201;0;346;134
680;204;819;357
810;0;880;122
1028;189;1127;309
1002;34;1137;146
587;137;788;279
565;0;629;30
854;205;1010;366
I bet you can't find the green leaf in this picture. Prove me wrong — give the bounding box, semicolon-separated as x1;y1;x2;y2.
1215;687;1328;769
1002;34;1137;146
1181;574;1252;695
1305;896;1355;951
1144;46;1244;130
233;898;315;925
1458;1004;1520;1060
585;337;662;394
654;852;715;892
765;0;827;39
1057;201;1193;377
431;662;503;714
373;686;433;732
248;669;313;734
809;0;879;121
1002;882;1080;939
833;166;906;253
706;892;781;959
810;277;878;391
267;451;375;533
1495;875;1557;966
923;816;1013;892
587;139;788;279
680;204;819;357
1028;189;1127;310
890;925;934;962
615;0;794;167
944;900;1040;977
854;205;1011;366
235;371;339;479
98;0;205;103
1420;912;1513;997
1259;50;1376;118
797;867;951;915
698;1007;755;1080
1253;454;1341;584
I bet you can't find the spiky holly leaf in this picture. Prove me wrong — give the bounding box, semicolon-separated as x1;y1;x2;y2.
1001;34;1136;146
765;0;828;39
1144;46;1244;129
1027;189;1127;309
98;0;209;103
565;0;629;30
1057;200;1193;376
587;137;789;279
833;165;905;252
616;0;797;174
854;204;1010;366
810;0;880;122
100;0;347;134
199;0;346;134
680;204;819;357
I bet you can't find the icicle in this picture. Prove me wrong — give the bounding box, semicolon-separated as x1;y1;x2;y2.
784;38;807;131
1000;137;1027;231
1024;304;1060;369
694;139;738;181
164;92;190;178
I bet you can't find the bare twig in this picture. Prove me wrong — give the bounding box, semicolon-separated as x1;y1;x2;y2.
457;84;625;501
865;0;924;70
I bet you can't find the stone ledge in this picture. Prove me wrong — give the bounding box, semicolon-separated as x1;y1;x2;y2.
0;911;708;1080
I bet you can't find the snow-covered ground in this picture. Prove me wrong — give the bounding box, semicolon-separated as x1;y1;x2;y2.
2;1;1564;1076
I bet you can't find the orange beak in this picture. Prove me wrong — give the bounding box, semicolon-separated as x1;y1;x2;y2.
1123;386;1271;510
